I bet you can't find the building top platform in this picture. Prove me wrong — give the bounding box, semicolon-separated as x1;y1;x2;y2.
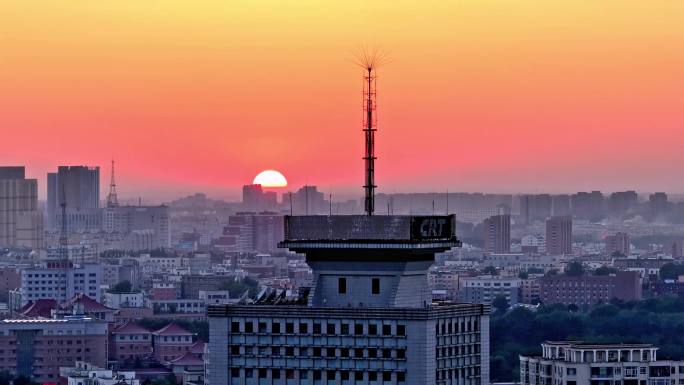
279;215;460;252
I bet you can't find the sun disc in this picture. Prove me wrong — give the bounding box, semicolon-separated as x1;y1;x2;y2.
253;170;288;188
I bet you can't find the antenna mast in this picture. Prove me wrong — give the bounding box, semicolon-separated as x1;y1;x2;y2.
362;60;378;215
59;184;69;303
106;159;119;207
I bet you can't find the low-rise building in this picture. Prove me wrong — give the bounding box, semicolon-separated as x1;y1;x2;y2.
60;361;141;385
520;341;684;385
0;317;107;382
459;275;521;305
152;323;195;363
540;271;642;309
110;321;153;363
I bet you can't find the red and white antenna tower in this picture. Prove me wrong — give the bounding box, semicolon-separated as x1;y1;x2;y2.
106;159;119;207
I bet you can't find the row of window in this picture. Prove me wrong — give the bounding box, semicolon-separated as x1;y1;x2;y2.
230;368;406;382
436;344;480;358
436;366;481;380
435;319;480;335
230;345;406;360
231;321;405;337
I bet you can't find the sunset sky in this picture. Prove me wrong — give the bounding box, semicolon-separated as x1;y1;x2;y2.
2;1;683;201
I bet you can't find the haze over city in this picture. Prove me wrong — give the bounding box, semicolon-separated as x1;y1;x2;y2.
3;1;684;201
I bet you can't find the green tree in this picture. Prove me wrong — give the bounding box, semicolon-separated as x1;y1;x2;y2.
565;262;584;277
518;271;529;279
492;295;510;314
482;266;498;276
594;266;618;276
13;375;32;385
0;371;11;385
108;280;133;293
660;263;684;280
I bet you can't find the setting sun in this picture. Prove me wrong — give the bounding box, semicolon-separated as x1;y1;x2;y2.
253;169;287;188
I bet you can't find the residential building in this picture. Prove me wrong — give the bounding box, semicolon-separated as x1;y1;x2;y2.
605;232;630;257
152;323;196;363
110;321;153;363
459;276;521;305
483;214;510;254
19;262;102;306
546;216;572;255
0;317;108;382
207;215;490;385
0;166;42;248
520;279;541;304
0;267;21;302
102;205;171;249
47;166;101;231
61;361;141;385
540;271;642;309
520;341;684;385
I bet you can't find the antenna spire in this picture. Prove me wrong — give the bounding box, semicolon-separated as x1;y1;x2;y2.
355;48;385;215
106;159;119;207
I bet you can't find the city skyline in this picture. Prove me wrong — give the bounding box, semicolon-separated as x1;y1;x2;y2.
2;1;684;200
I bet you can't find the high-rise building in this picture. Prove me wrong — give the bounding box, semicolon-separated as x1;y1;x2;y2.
608;190;638;216
102;205;171;249
570;191;605;220
545;216;572;255
290;185;326;215
483;214;510;253
551;194;571;216
649;192;669;216
207;215;490;385
47;166;101;231
221;212;284;254
0;166;42;248
242;184;277;211
519;194;552;224
605;232;630;257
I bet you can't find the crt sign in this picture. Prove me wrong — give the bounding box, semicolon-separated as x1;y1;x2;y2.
410;216;454;240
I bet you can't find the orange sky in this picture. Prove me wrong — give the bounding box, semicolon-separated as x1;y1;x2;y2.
1;1;683;201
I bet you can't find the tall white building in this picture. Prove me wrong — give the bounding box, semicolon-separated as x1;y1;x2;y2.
19;262;102;305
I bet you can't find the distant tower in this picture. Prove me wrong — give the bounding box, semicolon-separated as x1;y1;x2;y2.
106;159;119;207
59;184;69;302
358;50;383;215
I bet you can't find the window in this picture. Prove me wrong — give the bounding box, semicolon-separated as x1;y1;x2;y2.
397;372;406;382
369;372;377;381
341;348;350;357
299;323;308;333
382;324;391;336
244;322;253;333
314;323;322;334
326;347;336;357
368;323;378;335
397;349;406;359
355;372;364;381
372;278;380;294
341;371;350;381
272;322;281;333
272;369;281;379
245;369;253;378
338;277;347;294
327;370;336;380
231;322;240;333
231;368;240;378
286;322;294;334
327;323;336;334
313;371;322;380
382;348;392;358
258;322;267;333
383;372;392;382
259;369;267;379
368;348;377;358
355;323;364;335
341;323;350;335
397;324;406;336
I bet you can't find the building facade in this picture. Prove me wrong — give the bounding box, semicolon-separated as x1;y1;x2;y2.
459;276;521;305
47;165;100;231
483;214;510;254
0;167;42;248
545;216;572;255
521;341;684;385
0;317;107;382
20;262;102;306
605;232;630;257
540;271;642;309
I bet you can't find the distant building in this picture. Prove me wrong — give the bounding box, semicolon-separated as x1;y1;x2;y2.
110;321;153;363
483;214;511;254
540;271;642;308
608;190;638;216
152;323;196;363
570;191;605;220
102;205;170;249
290;185;326;215
605;232;630;256
520;194;552;224
0;166;42;248
459;276;521;305
0;267;21;302
520;278;541;304
0;317;107;382
19;262;102;306
242;184;277;211
520;341;684;385
649;192;669;216
545;216;572;255
47;165;100;231
61;361;141;385
220;212;284;254
551;194;571;216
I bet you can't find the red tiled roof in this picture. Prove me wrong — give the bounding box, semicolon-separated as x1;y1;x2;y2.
153;323;194;336
168;352;204;366
112;321;151;334
190;340;205;354
18;299;57;318
62;293;116;312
